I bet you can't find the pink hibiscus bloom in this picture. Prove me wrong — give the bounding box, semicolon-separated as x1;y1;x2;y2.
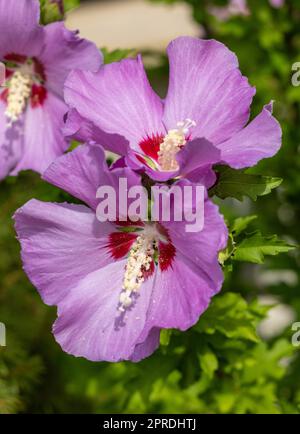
64;37;281;186
14;144;227;362
0;0;102;180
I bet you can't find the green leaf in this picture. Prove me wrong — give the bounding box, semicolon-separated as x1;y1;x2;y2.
40;0;80;24
219;216;258;266
64;0;80;12
231;215;258;235
102;48;136;64
199;348;218;379
232;231;296;264
160;329;172;346
218;232;235;266
195;293;261;343
210;166;282;201
40;0;63;23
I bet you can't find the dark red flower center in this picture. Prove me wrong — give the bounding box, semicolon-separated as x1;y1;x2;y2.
136;120;196;172
106;222;176;276
139;133;164;162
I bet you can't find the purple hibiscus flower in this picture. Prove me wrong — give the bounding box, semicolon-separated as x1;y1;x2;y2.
64;36;281;186
269;0;284;7
211;0;284;20
209;0;250;21
0;0;102;181
14;143;227;362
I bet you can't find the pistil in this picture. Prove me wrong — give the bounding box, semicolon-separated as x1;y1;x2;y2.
119;230;157;312
5;71;32;124
157;119;196;171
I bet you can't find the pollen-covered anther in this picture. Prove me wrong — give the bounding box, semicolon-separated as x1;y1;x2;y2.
119;233;157;312
157;118;196;171
5;71;32;124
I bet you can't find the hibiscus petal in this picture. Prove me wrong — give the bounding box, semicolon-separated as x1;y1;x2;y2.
53;262;156;362
216;102;282;168
11;92;69;175
137;199;226;340
63;108;130;155
64;56;165;150
163;36;256;144
177;138;220;174
138;257;217;336
0;101;23;180
14;199;115;306
130;328;161;362
166;198;227;260
176;137;220;184
40;22;102;97
0;0;43;58
126;137;220;184
162;199;227;292
43;143;142;211
43;144;107;210
184;165;217;189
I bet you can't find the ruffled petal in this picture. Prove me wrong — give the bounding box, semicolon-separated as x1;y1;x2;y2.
14;199;115;305
163;37;256;144
165;200;227;278
216;102;282;168
0;0;43;58
11;92;68;175
138;257;217;336
130;328;161;362
64;56;165;150
53;262;156;362
184;165;217;189
40;22;102;97
137;199;227;341
63;108;130;155
43;143;142;211
176;138;220;180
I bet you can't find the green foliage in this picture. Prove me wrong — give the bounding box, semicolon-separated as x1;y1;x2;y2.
39;0;80;24
194;292;262;342
219;216;296;266
210;166;282;201
110;293;296;414
40;0;63;23
232;232;296;264
102;48;137;64
0;344;43;414
64;0;80;11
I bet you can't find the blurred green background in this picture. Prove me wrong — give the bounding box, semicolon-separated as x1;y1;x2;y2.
0;0;300;414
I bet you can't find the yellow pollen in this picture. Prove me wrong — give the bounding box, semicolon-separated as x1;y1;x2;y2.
157;119;196;171
119;231;157;312
5;71;32;125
